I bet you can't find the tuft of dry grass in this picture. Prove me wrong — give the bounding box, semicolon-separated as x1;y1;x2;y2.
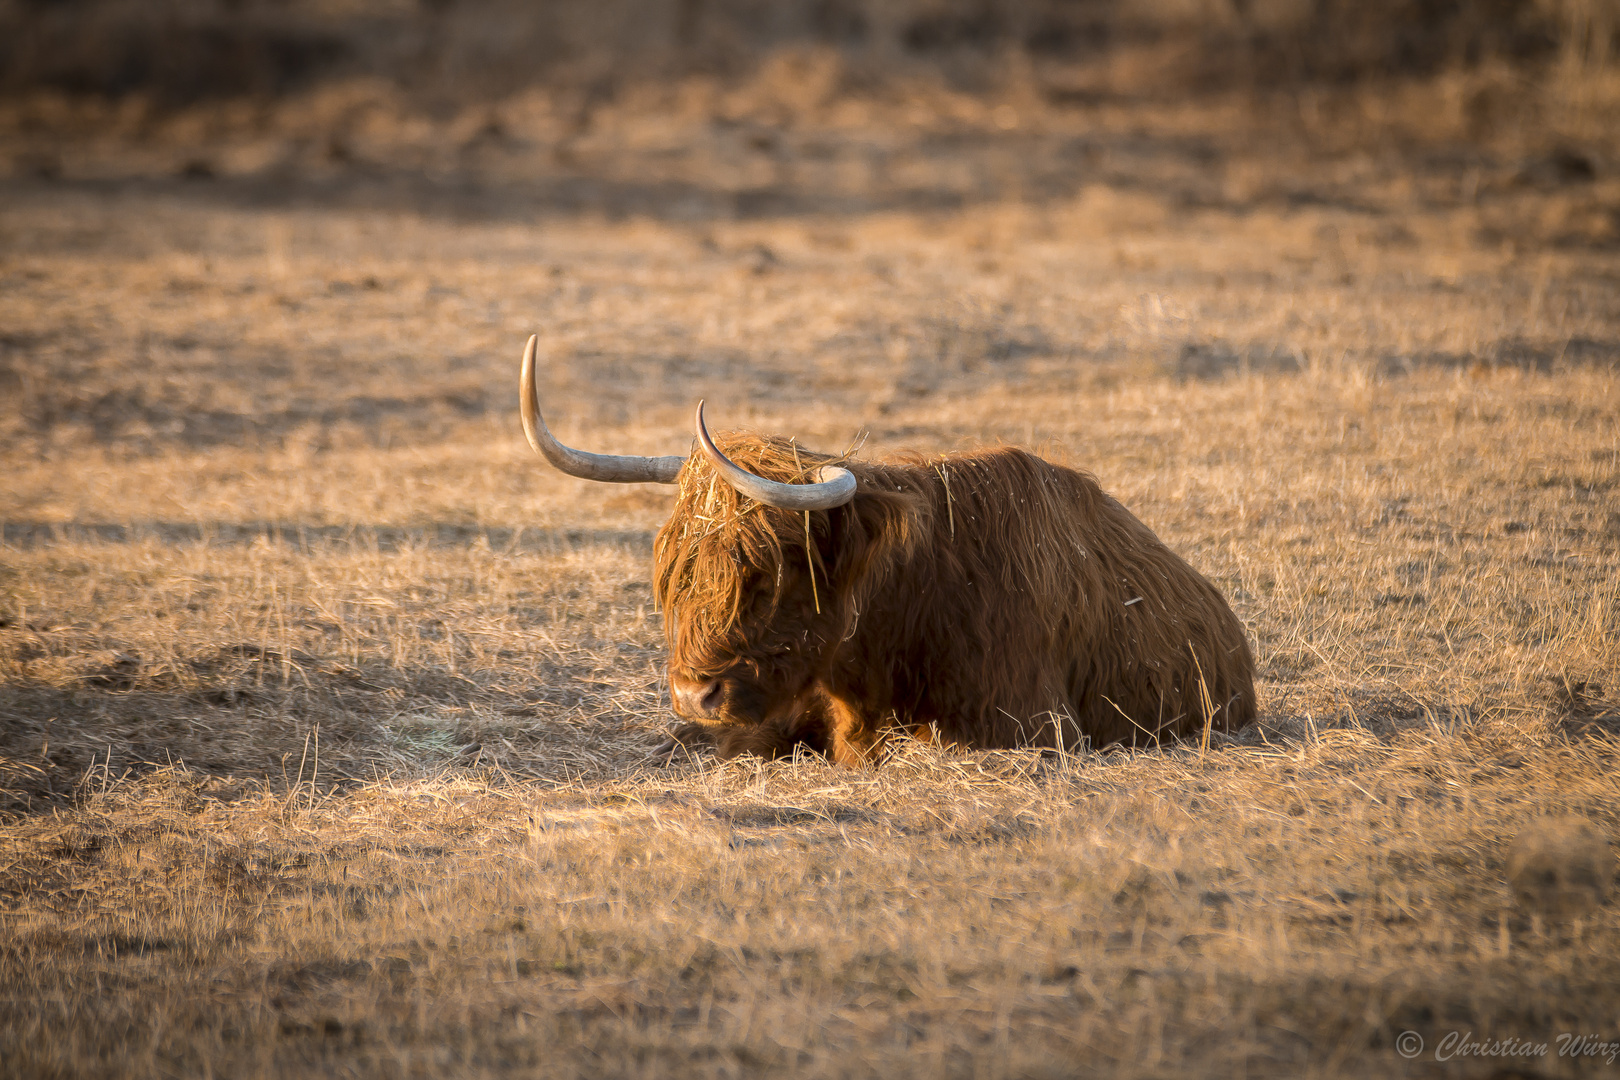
3;63;1620;1077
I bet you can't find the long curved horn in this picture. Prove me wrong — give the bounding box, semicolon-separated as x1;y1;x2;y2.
694;400;857;510
520;335;684;484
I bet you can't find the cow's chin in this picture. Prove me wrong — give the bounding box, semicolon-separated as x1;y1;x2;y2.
667;667;823;758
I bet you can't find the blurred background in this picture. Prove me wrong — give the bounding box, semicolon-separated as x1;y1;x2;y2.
2;0;1615;220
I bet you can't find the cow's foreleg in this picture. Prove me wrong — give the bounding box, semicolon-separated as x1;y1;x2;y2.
823;694;883;767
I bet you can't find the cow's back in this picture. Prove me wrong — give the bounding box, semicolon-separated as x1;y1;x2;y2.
838;447;1255;750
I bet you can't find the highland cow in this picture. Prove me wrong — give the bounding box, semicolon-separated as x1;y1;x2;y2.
520;335;1256;765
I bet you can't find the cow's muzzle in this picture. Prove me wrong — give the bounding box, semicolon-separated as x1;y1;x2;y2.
670;676;726;719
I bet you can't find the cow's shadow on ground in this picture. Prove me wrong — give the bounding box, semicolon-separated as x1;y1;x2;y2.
0;638;660;814
6;657;1616;818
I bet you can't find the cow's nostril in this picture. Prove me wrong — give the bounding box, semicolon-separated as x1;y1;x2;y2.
672;676;726;718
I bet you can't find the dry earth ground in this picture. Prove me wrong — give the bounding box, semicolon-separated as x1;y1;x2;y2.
2;73;1620;1077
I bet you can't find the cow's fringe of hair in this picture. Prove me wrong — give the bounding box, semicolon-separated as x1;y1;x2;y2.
653;433;856;675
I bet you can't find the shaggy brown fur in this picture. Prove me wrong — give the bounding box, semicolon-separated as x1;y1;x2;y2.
654;432;1256;765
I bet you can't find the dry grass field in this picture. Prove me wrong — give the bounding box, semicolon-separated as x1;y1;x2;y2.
4;12;1620;1074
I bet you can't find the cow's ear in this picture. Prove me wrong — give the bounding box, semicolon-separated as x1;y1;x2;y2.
828;487;920;599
